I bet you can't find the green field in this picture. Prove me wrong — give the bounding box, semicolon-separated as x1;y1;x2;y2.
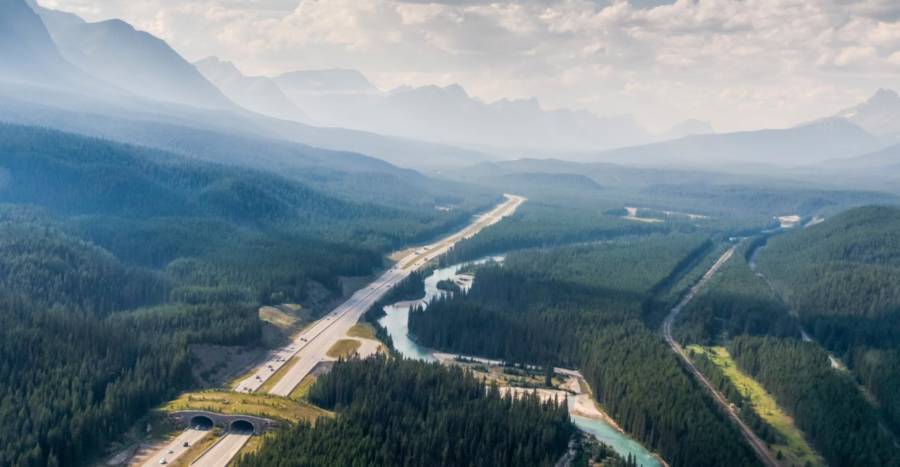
289;375;318;401
689;346;824;467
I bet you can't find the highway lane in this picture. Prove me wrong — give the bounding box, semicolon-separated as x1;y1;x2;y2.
137;428;208;467
236;194;525;397
191;433;251;467
178;194;524;467
661;245;779;467
267;269;405;396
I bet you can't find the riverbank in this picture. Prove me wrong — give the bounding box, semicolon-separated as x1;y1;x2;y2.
379;257;664;467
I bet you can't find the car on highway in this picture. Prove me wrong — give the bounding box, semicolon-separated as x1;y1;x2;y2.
183;441;190;448
159;458;167;465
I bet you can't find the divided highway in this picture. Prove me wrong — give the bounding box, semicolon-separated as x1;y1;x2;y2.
662;245;779;467
237;194;525;397
140;194;525;467
138;428;207;467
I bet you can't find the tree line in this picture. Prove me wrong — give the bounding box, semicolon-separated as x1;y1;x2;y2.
730;336;900;467
236;356;574;467
410;237;761;466
756;205;900;434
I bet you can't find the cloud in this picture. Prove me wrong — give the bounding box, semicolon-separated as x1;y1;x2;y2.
38;0;900;131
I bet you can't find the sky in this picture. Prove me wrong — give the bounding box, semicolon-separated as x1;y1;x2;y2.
38;0;900;132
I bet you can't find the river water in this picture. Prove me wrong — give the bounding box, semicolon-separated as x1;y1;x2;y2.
378;258;662;467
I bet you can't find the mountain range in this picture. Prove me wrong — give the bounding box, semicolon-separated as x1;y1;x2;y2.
199;60;659;153
266;77;653;153
194;57;308;122
585;117;883;169
2;0;500;171
191;53;900;175
835;88;900;144
31;1;236;111
5;0;900;181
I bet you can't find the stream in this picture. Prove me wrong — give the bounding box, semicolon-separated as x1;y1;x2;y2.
378;257;662;467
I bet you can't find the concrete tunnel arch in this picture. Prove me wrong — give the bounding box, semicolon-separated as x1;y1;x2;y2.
190;415;214;430
230;419;255;433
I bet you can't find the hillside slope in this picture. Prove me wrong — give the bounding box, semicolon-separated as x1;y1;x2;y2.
587;118;880;168
757;205;900;435
33;2;237;111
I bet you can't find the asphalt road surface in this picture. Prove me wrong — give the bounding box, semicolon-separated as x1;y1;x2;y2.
171;194;524;467
236;194;526;397
137;428;208;467
661;245;779;467
191;433;251;467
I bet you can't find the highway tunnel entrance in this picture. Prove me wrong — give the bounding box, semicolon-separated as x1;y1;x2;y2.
230;419;255;434
190;415;214;430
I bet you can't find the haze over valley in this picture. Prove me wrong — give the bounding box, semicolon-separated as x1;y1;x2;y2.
2;1;900;466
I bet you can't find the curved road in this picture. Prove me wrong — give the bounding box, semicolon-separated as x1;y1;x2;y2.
661;245;779;467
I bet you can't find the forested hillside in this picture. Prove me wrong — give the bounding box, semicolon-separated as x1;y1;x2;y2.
0;124;491;305
0;235;259;465
0;124;495;465
442;202;669;264
730;336;900;467
757;206;900;433
411;237;760;467
675;241;798;344
236;357;574;467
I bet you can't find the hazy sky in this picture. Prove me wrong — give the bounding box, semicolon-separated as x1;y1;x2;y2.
39;0;900;132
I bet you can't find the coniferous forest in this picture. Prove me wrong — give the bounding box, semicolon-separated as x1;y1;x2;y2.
236;357;574;467
411;237;761;466
756;206;900;435
5;3;900;466
0;125;492;466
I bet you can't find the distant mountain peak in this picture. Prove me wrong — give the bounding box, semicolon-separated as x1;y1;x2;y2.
662;119;715;140
274;69;378;95
0;0;80;86
870;88;899;101
28;3;237;111
836;88;900;141
861;88;900;111
195;56;309;122
195;56;242;76
96;18;135;32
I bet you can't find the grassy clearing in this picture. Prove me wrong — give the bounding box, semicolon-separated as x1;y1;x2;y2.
163;391;331;424
289;375;318;401
259;306;298;330
689;345;824;467
347;323;377;340
256;356;300;394
259;304;313;333
327;339;361;359
235;432;272;460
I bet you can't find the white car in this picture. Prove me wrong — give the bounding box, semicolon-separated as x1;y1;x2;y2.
159;459;167;465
